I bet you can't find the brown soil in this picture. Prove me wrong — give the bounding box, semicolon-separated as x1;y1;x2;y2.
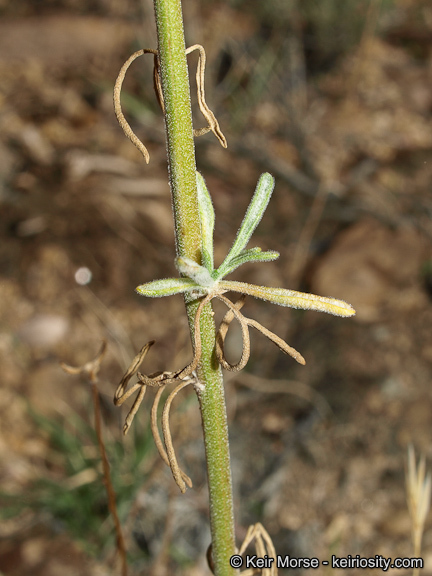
1;1;432;575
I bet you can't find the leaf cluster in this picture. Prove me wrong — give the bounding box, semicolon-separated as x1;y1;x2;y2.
137;173;355;318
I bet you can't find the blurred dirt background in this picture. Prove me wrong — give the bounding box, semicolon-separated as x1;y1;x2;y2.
1;0;432;575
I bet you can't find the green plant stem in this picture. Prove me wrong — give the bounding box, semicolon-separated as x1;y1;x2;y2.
152;1;236;574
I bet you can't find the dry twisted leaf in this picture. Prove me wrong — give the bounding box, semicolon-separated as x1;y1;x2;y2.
114;289;307;492
114;44;226;164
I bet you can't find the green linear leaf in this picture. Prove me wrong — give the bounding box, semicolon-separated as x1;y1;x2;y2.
196;172;215;272
136;278;198;297
214;248;279;279
216;173;275;278
219;280;356;317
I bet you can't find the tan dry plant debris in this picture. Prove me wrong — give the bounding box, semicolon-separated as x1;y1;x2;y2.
114;44;226;164
239;522;278;576
406;445;431;576
114;291;304;492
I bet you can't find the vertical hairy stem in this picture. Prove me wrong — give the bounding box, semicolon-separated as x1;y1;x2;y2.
152;0;199;260
153;1;236;574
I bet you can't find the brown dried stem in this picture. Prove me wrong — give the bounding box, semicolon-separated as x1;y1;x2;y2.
61;342;128;576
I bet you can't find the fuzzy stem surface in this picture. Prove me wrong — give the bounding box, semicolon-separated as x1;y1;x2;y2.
153;1;236;574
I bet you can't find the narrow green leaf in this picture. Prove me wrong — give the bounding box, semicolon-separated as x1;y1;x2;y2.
219;280;356;317
216;173;275;278
214;248;279;279
175;256;216;288
196;172;215;272
136;277;198;297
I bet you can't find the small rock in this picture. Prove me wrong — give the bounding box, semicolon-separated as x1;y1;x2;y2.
18;314;69;348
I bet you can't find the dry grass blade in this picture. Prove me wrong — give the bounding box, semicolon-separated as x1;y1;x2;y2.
406;445;431;576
